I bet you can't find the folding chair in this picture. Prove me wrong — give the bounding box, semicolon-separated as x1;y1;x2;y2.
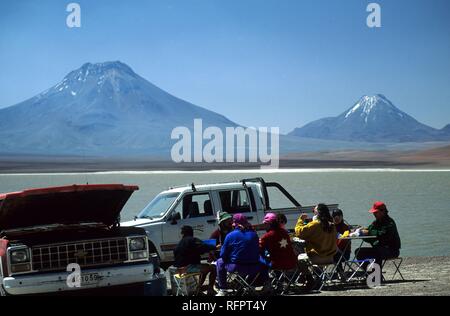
227;271;261;296
311;262;339;291
333;247;351;282
172;272;202;296
169;266;202;296
345;258;376;283
382;257;405;281
270;268;301;295
294;253;328;292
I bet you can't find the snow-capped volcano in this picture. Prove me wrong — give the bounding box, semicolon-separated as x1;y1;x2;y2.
46;62;136;97
344;94;405;121
0;61;237;155
289;94;449;142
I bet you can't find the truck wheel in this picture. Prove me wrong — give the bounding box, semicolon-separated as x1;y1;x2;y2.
148;240;158;255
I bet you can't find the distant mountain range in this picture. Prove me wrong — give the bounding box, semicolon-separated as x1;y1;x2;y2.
0;62;449;158
289;94;450;143
0;61;237;156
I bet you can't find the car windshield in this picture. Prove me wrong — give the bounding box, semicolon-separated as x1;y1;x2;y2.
137;192;180;219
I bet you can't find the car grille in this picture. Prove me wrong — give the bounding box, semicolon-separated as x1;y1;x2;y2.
31;238;128;272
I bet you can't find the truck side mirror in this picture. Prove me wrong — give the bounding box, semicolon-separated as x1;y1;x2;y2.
170;212;181;225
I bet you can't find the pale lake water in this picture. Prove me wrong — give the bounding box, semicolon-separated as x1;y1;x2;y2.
1;169;449;258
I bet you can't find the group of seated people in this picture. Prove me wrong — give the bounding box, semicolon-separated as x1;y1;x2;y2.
172;201;401;296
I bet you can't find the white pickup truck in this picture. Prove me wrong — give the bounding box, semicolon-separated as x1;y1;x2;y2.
122;178;338;265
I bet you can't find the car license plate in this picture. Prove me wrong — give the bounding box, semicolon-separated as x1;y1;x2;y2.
80;273;101;286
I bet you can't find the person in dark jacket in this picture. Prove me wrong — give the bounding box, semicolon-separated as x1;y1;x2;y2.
332;209;352;280
357;202;401;267
173;225;217;295
333;208;351;262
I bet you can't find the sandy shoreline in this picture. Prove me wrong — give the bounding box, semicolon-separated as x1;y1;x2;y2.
2;168;450;177
164;256;450;296
0;158;445;174
3;145;450;173
311;256;450;296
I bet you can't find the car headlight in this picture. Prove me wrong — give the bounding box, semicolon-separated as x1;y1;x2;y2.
10;248;30;264
129;237;146;251
130;251;148;260
8;247;32;274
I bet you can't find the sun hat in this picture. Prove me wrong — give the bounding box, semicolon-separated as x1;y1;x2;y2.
218;212;232;224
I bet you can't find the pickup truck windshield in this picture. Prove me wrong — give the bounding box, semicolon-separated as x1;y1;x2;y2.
137;192;180;219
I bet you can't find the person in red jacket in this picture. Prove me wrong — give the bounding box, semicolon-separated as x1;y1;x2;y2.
260;213;297;271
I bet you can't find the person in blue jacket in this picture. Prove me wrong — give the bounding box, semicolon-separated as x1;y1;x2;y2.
215;213;267;296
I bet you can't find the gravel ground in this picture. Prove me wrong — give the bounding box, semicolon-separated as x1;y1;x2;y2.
311;256;450;296
166;256;450;296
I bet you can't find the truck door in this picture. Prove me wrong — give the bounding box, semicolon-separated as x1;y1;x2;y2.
214;188;257;225
242;178;302;233
260;183;302;232
160;191;216;261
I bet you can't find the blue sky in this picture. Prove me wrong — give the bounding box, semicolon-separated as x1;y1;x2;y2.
1;0;449;133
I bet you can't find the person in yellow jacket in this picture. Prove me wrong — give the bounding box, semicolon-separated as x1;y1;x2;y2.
295;203;337;265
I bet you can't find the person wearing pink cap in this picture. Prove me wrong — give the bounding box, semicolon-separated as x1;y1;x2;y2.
356;201;401;268
260;213;297;270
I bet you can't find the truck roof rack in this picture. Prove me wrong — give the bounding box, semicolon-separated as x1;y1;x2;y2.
167;178;268;192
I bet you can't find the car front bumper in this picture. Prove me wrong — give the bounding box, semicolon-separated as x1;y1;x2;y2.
2;262;165;295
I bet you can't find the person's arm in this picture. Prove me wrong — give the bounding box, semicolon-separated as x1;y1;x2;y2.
336;237;343;248
367;221;394;246
173;241;183;267
294;215;307;237
219;234;231;261
295;217;315;240
173;247;178;259
194;238;216;254
368;222;392;238
337;224;350;248
259;233;268;254
209;229;219;240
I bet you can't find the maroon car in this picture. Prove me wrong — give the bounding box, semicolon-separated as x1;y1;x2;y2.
0;184;166;296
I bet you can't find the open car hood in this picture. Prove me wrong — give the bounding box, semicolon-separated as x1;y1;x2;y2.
0;184;139;232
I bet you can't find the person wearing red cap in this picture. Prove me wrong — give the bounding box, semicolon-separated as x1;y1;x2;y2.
357;201;401;268
260;213;297;270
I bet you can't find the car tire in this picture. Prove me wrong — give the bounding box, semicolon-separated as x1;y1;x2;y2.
148;240;158;255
